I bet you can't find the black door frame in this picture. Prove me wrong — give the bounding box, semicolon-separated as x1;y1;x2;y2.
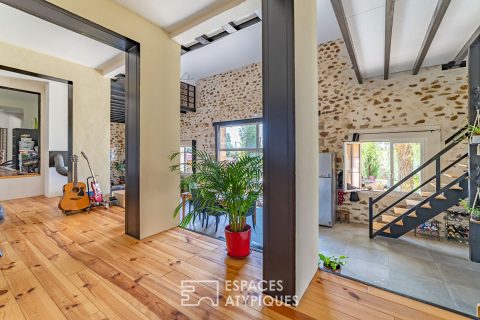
0;0;141;238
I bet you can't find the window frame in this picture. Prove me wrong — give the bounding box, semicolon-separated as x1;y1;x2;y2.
180;140;196;174
344;137;426;194
214;118;263;161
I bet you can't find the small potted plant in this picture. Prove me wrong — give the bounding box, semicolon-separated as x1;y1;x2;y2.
460;199;480;222
170;150;262;258
468;125;480;144
318;253;348;272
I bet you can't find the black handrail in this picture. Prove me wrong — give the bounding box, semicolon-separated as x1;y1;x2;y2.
445;124;468;144
371;136;467;205
371;153;468;221
369;133;468;239
370;173;468;238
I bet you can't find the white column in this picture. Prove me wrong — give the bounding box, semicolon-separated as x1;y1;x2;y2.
294;0;319;300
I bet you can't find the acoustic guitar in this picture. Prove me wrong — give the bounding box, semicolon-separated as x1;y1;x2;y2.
59;155;90;213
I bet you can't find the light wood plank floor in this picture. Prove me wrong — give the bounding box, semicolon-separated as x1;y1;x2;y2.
0;196;470;320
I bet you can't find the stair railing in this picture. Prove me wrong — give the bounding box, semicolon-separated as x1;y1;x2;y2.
368;132;468;238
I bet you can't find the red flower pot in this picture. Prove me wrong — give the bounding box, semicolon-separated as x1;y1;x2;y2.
225;224;251;258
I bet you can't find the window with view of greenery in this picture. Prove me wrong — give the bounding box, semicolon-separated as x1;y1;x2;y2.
344;141;422;192
216;121;263;161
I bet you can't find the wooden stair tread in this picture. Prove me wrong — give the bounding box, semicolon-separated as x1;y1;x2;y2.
421;191;447;200
443;173;459;179
393;207;417;217
429;182;463;191
405;199;431;209
380;215;403;226
458;163;468;167
372;222;391;233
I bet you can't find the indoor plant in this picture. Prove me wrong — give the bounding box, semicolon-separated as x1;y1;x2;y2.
468;125;480;144
460;199;480;222
170;150;262;258
318;253;348;272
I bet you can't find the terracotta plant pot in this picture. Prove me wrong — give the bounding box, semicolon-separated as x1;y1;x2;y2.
225;224;251;258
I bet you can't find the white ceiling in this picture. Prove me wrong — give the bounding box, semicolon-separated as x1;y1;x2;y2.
181;0;342;81
113;0;232;33
181;22;262;82
181;0;480;82
0;4;122;69
345;0;480;78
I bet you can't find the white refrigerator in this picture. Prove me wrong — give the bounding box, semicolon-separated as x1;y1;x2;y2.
319;152;336;227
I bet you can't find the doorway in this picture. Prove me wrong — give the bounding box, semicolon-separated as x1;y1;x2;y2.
0;0;141;238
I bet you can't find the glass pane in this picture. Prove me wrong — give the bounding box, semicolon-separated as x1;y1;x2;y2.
219;124;258;149
179;146;193;173
393;143;421;192
344;143;361;191
258;123;263;148
361;142;391;191
219;150;260;162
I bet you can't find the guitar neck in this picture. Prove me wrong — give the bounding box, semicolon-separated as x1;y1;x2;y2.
73;159;78;187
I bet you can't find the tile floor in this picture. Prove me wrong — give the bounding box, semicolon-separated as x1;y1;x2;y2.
319;223;480;317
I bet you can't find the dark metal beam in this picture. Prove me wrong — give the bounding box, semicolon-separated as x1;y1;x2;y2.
262;0;296;300
412;0;451;75
330;0;363;84
454;25;480;63
384;0;395;80
182;15;262;55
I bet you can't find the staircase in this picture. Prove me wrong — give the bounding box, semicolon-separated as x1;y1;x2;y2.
369;127;469;239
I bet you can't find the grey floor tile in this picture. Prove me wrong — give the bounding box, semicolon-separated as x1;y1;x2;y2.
341;256;390;287
445;282;480;316
388;251;442;279
437;263;480;288
345;243;389;266
390;272;457;311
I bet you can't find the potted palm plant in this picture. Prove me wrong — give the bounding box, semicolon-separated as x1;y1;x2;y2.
170;150;262;258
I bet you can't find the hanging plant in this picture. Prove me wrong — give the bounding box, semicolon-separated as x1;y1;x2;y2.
467;125;480;144
460;198;480;222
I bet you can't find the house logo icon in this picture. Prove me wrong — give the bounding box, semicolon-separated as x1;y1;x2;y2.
180;280;220;307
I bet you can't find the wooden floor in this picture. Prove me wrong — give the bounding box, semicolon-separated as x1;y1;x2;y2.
0;196;470;320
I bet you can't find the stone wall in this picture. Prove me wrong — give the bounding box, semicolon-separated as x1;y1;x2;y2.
180;39;468;226
110;123;125;186
180;63;262;155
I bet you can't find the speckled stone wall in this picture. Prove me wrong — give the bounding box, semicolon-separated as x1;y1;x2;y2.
317;40;468;225
180;39;468;227
110;123;125;186
180;63;262;155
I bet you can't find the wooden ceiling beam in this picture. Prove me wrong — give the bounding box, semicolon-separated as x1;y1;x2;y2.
453;25;480;63
330;0;363;84
412;0;451;75
384;0;395;80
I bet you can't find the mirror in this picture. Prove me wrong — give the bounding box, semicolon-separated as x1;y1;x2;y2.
0;86;40;177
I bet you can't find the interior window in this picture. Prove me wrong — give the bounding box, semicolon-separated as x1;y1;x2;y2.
216;121;263;161
180;140;195;174
344;140;422;192
0;87;40;177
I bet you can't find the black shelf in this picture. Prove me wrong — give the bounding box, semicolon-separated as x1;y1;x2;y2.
445;208;469;244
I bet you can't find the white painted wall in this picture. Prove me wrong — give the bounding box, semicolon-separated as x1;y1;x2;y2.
294;0;319;301
44;81;68;197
